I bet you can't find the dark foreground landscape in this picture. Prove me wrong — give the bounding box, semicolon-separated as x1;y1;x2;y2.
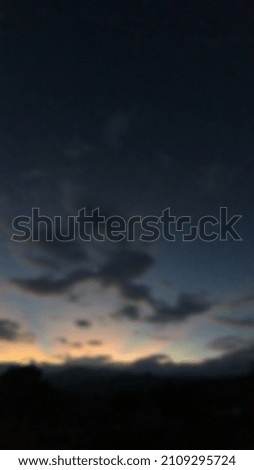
0;365;253;449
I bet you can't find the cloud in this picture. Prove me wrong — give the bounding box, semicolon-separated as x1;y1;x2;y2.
11;247;154;297
59;354;173;375
88;340;103;346
11;269;91;296
56;337;68;344
0;319;34;343
56;337;83;348
97;248;155;285
11;241;214;324
215;315;254;328
11;245;156;305
120;282;153;302
29;240;88;270
203;341;254;376
58;341;254;377
70;342;83;349
208;336;248;352
75;319;91;328
65;355;111;368
112;305;141;321
148;292;213;323
228;293;254;309
131;354;172;373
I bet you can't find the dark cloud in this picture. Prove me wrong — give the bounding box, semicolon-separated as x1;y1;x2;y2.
98;253;212;325
88;340;103;346
11;269;91;296
112;305;141;321
131;354;172;373
26;237;88;271
0;320;21;341
98;248;155;285
0;319;34;343
75;319;91;328
11;244;156;305
11;239;214;324
59;341;254;377
120;282;153;302
11;247;154;297
148;292;213;323
203;341;254;376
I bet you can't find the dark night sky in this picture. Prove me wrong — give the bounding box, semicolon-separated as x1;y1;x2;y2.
0;0;253;373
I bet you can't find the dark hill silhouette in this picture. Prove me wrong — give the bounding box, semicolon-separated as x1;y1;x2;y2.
0;365;253;449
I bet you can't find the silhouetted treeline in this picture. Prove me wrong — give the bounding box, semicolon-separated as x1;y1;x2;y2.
0;365;253;449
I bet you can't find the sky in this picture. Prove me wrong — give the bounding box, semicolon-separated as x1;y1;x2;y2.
0;0;254;374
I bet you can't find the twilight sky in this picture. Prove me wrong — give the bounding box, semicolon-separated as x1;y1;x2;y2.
0;0;254;374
